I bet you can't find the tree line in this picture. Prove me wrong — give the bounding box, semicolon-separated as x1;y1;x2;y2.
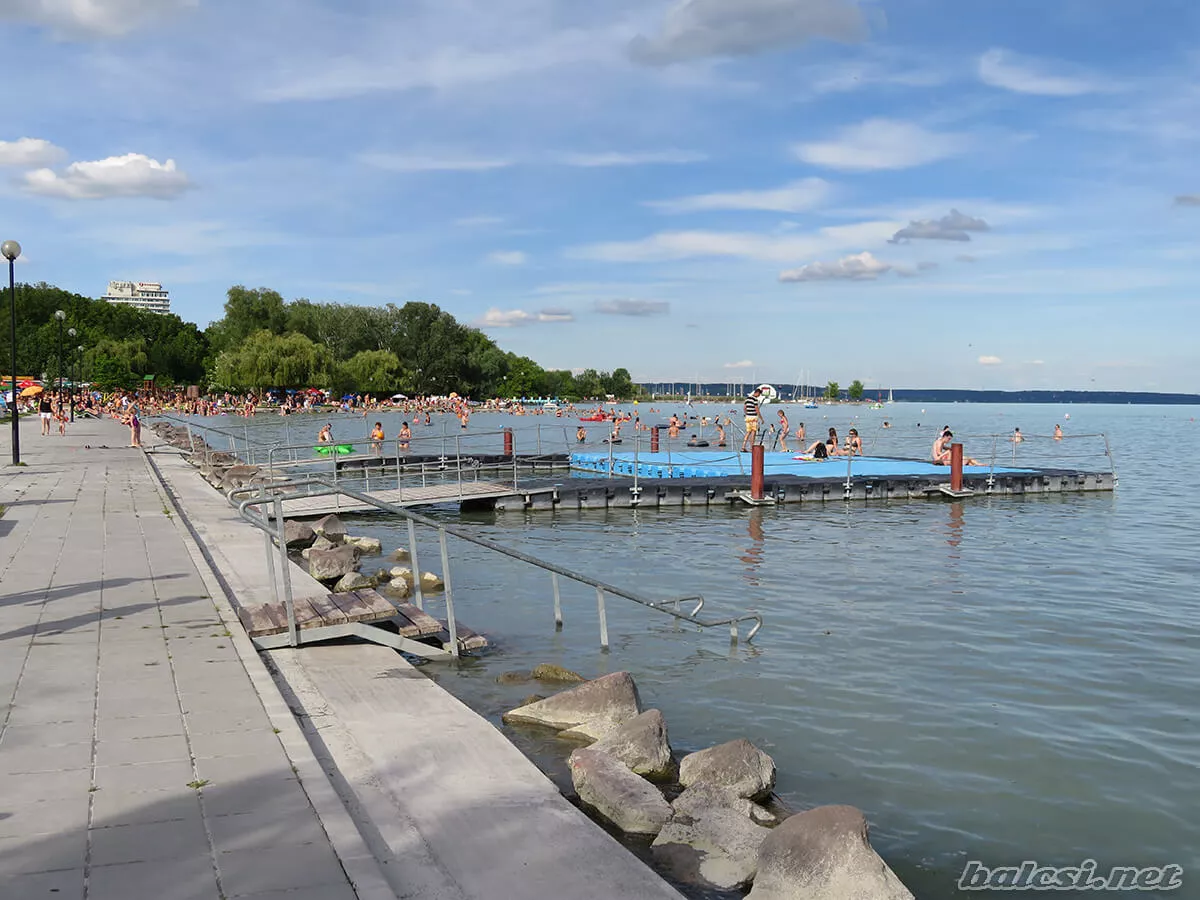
3;282;637;400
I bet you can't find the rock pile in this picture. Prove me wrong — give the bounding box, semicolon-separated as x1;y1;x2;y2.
502;670;912;898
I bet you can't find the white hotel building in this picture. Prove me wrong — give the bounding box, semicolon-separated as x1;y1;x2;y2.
101;281;171;315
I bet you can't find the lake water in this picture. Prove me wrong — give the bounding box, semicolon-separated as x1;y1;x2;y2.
175;402;1199;897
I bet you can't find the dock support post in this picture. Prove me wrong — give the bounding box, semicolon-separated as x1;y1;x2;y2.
503;427;513;457
552;572;563;629
751;445;765;500
951;443;964;492
651;426;660;453
596;586;609;650
408;518;424;610
274;495;297;648
438;527;459;659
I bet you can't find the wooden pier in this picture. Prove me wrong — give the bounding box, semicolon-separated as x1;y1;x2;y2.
278;480;556;518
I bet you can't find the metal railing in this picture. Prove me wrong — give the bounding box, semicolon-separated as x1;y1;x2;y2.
227;475;763;656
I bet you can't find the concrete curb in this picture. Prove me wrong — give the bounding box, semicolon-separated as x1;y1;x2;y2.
142;445;396;900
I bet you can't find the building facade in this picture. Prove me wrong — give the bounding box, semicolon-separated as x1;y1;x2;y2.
101;281;171;315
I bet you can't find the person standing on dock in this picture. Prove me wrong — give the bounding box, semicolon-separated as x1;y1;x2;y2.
741;387;763;452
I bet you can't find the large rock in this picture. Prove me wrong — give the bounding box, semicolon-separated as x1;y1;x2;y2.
502;671;642;740
283;521;316;549
589;709;676;781
380;579;411;600
219;465;261;491
310;535;338;553
307;545;360;583
531;663;585;684
389;548;411;562
747;806;913;900
334;571;375;592
679;739;776;800
652;784;774;890
568;748;671;836
419;571;445;593
389;566;413;584
312;514;347;543
345;535;382;556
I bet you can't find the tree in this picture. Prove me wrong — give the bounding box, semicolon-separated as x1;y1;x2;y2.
212;331;332;392
825;381;840;401
334;350;403;395
206;286;288;355
91;355;139;392
848;379;865;401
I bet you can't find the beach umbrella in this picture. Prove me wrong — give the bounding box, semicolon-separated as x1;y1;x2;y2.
17;380;35;388
20;385;43;397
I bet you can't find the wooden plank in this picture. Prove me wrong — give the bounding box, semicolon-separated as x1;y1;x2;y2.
327;590;396;625
239;601;288;638
388;601;444;637
308;592;350;625
445;624;489;652
289;597;328;631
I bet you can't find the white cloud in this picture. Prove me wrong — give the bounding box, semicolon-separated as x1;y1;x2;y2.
978;48;1104;97
890;209;990;243
595;299;670;316
360;154;511;173
723;360;754;369
648;178;831;214
0;0;196;38
794;119;970;171
486;250;527;266
779;251;892;282
629;0;868;65
23;153;191;200
570;220;899;263
475;307;574;328
978;355;1003;366
559;150;707;167
0;138;67;167
455;215;506;227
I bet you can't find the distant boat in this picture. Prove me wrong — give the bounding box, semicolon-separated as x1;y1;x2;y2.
887;389;895;404
543;400;558;411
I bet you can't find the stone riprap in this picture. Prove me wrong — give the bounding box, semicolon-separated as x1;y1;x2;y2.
679;738;777;800
588;709;676;781
652;783;773;890
502;671;642;739
568;748;672;836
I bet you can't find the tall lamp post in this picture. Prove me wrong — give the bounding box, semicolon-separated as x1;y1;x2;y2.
76;345;84;418
54;310;65;404
67;328;77;421
2;240;20;465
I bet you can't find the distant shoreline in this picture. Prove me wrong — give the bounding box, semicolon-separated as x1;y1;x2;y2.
638;386;1200;405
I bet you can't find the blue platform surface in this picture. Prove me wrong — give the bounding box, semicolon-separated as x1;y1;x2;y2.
570;450;1037;480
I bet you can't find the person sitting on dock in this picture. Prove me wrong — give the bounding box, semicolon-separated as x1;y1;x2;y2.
847;428;863;455
803;438;832;459
934;431;982;465
399;421;411;451
740;388;763;452
318;423;333;444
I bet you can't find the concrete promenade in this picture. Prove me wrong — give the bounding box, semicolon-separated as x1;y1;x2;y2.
0;416;366;900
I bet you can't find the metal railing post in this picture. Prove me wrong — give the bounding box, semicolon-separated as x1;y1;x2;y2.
261;487;280;605
438;527;459;658
274;495;297;647
607;435;614;477
596;586;609;650
552;572;563;629
844;447;853;498
408;518;424;610
455;434;463;500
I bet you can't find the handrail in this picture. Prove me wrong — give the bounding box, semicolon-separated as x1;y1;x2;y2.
227;475;763;648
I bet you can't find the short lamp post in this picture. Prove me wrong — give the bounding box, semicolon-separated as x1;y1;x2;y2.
67;327;77;421
54;310;65;404
2;239;20;465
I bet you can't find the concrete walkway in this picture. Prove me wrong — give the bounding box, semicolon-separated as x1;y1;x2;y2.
0;417;362;900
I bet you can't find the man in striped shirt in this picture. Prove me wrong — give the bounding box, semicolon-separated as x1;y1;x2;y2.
741;388;763;452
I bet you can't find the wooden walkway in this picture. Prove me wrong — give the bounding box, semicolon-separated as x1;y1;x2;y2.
239;588;489;655
279;481;552;517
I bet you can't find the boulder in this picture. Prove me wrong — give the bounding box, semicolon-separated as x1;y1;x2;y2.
345;535;382;556
312;514;347;543
497;671;532;685
568;748;671;836
420;571;445;592
307;545;360;583
373;568;392;582
389;548;411;562
380;579;411;600
502;671;641;740
589;709;676;781
518;693;547;708
531;663;585;684
334;571;375;592
219;465;261;491
389;566;413;584
310;535;338;553
746;806;913;900
283;521;316;549
679;739;776;800
652;784;774;890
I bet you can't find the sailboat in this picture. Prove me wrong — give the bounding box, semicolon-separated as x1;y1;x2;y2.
887;389;895;405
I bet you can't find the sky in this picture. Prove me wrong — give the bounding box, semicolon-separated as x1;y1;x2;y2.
3;0;1200;392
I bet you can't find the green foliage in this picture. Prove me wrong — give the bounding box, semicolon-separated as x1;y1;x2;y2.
212;330;333;391
334;350;403;395
1;281;208;386
91;355;139;392
825;381;840;400
848;379;865;401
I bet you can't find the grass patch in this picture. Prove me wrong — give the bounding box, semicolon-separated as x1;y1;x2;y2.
186;779;209;790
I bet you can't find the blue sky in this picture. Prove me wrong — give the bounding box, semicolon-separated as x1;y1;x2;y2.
3;0;1199;391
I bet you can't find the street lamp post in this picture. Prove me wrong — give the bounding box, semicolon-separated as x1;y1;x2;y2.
76;346;84;418
2;240;20;465
67;328;76;421
54;310;65;405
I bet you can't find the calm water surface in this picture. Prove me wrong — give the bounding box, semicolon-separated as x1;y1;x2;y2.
180;403;1199;897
